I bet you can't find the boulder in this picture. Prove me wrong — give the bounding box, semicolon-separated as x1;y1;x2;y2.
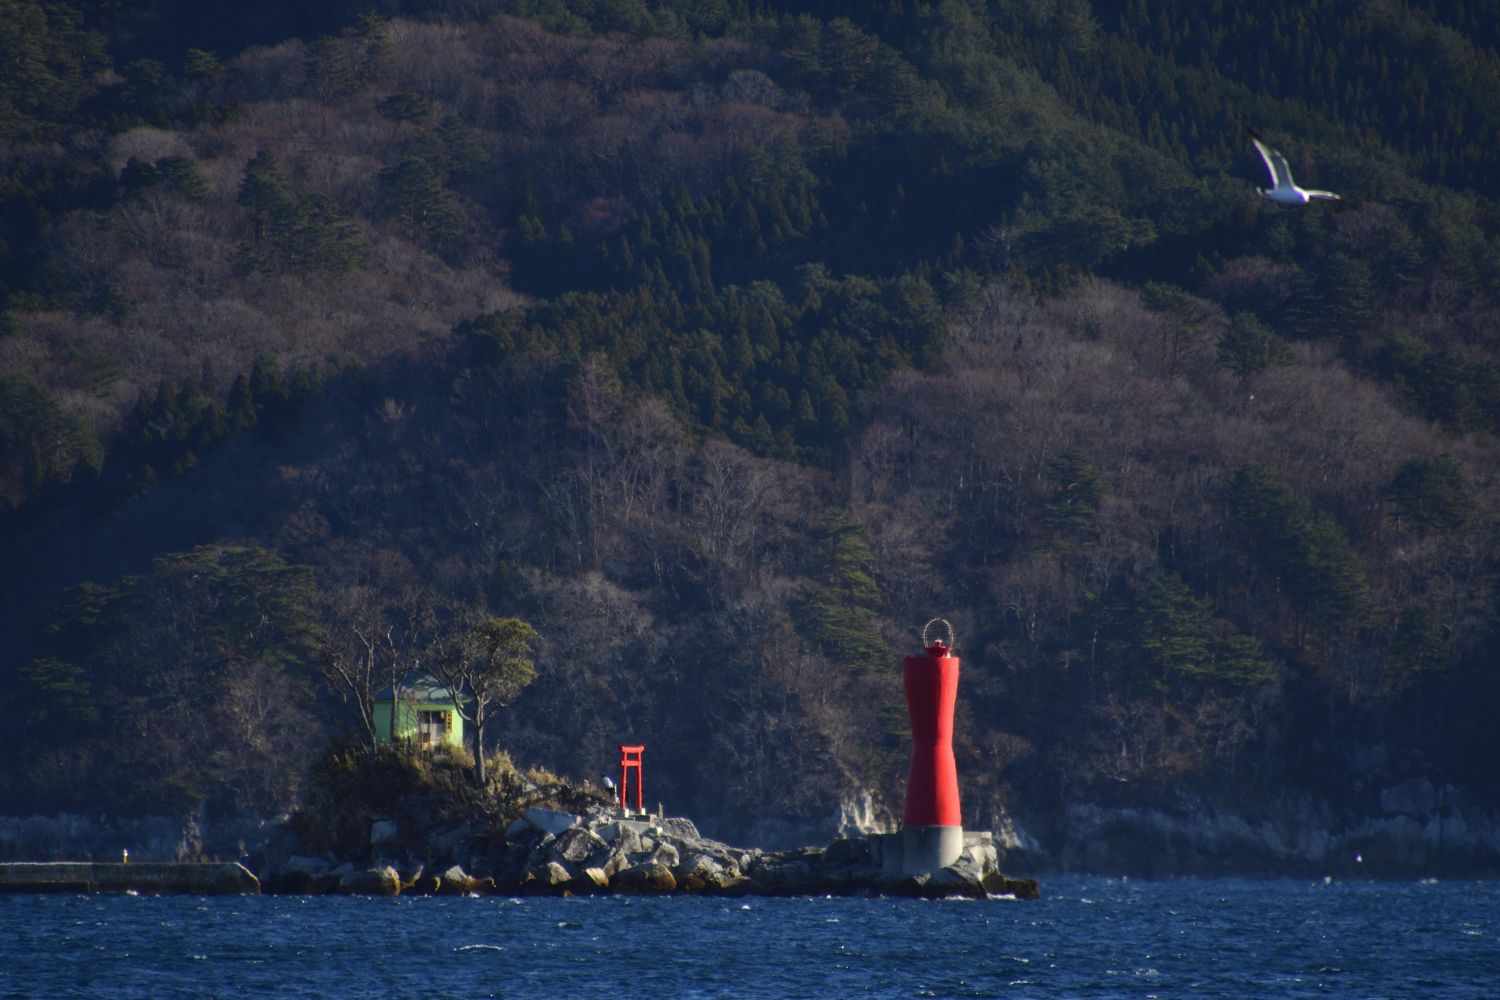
305;872;341;895
249;827;298;879
523;807;580;837
519;861;574;894
552;827;608;865
396;863;424;893
745;854;814;892
594;821;649;854
209;863;262;895
427;822;474;859
283;855;330;879
601;849;632;880
574;867;610;893
525;834;557;868
919;861;987;900
823;837;870;868
660;817;700;841
370;819;399;847
713;874;757;895
612;861;677;893
504;818;536;844
673;853;737;893
541;861;574;888
987;875;1041;899
267;855;334;894
650;842;680;870
438;864;476;895
338;866;401;896
282;857;330;881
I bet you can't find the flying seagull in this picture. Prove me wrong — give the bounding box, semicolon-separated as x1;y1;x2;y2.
1247;127;1340;204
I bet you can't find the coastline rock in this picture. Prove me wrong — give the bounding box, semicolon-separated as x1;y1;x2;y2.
672;852;743;893
599;849;632;880
566;866;609;894
1008;784;1500;877
918;858;988;900
267;854;332;894
247;801;1040;900
520;861;575;893
370;819;398;848
823;837;871;868
437;864;476;895
989;876;1041;899
613;860;676;893
523;807;580;837
427;823;474;859
650;842;680;870
338;866;400;896
552;827;607;865
660;817;700;841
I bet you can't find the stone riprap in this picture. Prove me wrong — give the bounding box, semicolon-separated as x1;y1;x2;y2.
256;805;1039;900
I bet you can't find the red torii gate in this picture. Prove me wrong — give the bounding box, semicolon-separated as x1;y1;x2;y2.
618;744;645;814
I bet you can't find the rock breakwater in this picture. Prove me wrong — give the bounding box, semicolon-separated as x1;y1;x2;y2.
257;805;1039;900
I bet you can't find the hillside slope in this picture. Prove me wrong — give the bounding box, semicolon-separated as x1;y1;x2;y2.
2;0;1497;866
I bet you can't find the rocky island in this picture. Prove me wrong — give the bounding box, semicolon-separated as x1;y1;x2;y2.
217;741;1037;900
251;801;1038;900
243;632;1037;901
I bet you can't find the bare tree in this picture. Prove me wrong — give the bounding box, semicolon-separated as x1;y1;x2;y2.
316;584;436;751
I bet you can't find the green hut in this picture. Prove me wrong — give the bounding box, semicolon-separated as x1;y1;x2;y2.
373;672;470;748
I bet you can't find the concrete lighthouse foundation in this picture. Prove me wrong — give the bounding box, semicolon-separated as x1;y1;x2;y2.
878;824;967;876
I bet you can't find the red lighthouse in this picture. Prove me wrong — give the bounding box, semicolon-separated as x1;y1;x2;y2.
885;619;966;873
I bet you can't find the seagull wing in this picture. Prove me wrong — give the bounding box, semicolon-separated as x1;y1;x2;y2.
1247;128;1295;190
1302;189;1341;201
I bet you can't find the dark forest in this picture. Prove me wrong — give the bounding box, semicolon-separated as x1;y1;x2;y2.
2;0;1498;859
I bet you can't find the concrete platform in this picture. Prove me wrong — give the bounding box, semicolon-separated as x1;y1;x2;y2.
0;861;260;894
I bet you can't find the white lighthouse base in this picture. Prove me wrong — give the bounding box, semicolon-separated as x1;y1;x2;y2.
875;825;965;875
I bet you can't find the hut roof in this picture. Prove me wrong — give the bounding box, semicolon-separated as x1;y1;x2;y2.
374;671;472;705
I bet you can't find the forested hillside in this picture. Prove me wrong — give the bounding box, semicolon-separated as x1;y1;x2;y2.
2;0;1497;861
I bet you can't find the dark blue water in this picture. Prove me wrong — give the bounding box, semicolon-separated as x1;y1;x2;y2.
3;877;1497;998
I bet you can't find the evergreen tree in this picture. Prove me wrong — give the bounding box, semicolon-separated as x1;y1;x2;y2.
796;512;889;675
380;157;466;250
1385;455;1473;535
237;149;295;243
1225;465;1371;639
1218;313;1289;382
1042;448;1105;546
0;372;100;510
0;0;108;139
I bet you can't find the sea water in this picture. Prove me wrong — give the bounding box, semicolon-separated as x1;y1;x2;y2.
2;877;1497;998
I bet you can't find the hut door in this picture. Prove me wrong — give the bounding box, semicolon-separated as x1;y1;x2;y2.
417;710;448;746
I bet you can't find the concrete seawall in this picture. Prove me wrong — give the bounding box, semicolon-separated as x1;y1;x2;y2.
0;861;260;894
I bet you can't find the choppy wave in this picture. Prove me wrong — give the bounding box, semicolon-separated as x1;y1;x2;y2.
2;878;1498;998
